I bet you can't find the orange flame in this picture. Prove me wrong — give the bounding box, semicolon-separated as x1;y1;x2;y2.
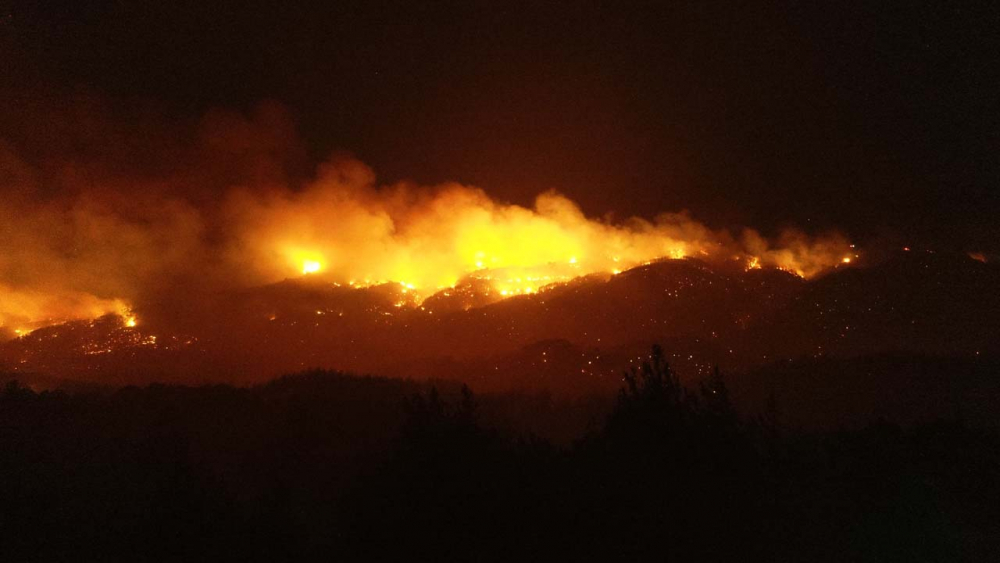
1;156;852;336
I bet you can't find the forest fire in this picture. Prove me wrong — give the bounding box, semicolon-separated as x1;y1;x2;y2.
301;260;323;275
0;153;855;340
224;175;855;303
3;4;998;560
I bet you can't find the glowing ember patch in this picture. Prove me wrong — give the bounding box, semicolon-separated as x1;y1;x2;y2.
841;257;852;264
125;316;137;328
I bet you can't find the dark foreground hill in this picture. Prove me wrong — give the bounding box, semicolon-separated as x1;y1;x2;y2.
1;357;998;562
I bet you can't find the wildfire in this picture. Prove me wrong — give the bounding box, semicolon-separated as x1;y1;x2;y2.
0;156;853;335
0;284;134;341
236;168;851;299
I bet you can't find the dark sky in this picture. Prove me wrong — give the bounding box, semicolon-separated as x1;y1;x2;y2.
3;0;998;249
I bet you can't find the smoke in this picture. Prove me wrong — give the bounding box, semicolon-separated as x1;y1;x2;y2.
0;97;851;338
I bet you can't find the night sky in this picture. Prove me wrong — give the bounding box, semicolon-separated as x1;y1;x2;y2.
3;0;997;250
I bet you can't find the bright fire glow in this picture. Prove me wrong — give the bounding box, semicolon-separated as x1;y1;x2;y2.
0;156;853;334
227;161;851;302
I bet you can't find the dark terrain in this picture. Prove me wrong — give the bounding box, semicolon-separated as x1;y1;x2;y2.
2;350;998;561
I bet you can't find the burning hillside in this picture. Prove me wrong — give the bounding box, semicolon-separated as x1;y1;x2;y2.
2;141;853;340
3;104;995;394
3;248;996;395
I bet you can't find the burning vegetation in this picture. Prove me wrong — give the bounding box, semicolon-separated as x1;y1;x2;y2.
0;102;854;341
7;103;992;394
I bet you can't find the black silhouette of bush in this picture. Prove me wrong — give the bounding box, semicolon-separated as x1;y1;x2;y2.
1;351;999;562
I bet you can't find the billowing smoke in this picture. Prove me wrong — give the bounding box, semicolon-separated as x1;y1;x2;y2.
223;163;848;291
0;97;851;339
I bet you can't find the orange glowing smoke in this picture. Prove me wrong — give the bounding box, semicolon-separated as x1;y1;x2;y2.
1;123;852;339
224;158;853;301
0;284;130;339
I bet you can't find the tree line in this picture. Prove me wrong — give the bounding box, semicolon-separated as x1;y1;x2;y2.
1;347;998;561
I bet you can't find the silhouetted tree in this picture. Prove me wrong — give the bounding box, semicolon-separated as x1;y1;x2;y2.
2;354;998;562
568;345;767;561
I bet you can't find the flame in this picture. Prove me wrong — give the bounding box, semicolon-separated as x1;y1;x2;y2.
0;283;132;340
0;152;852;334
226;160;850;302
